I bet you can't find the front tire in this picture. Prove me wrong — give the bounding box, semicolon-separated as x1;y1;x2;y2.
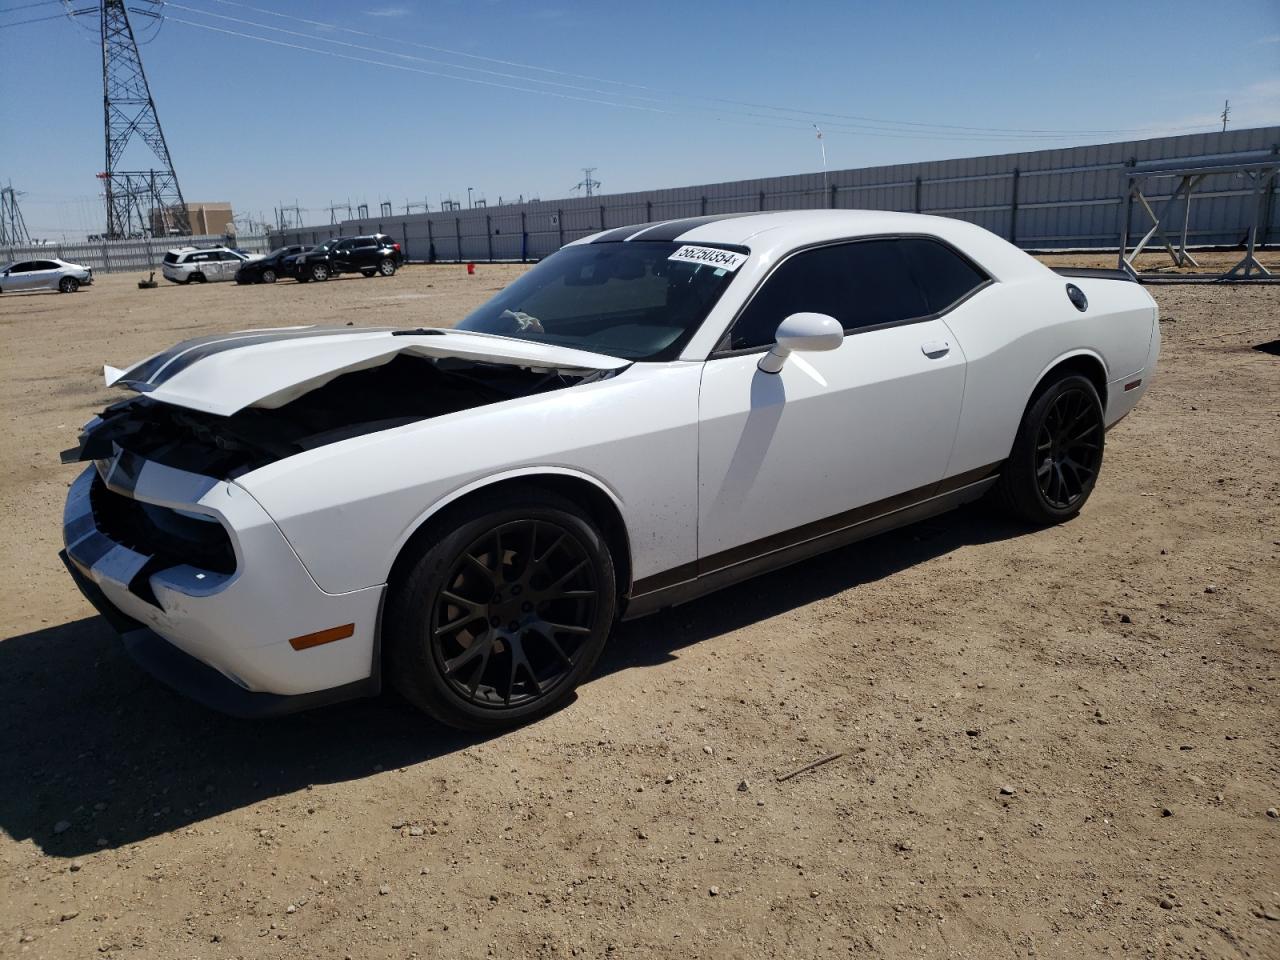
385;490;617;731
993;373;1104;524
59;276;80;293
261;268;277;284
310;263;329;282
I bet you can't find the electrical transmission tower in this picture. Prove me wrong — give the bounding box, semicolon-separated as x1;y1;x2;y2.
94;0;189;238
572;167;601;197
275;202;304;231
327;201;354;224
1;182;32;246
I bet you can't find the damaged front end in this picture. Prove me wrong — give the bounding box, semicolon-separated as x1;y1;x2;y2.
58;327;629;712
62;351;608;480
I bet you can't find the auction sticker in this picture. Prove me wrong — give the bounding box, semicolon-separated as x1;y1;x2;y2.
668;245;749;272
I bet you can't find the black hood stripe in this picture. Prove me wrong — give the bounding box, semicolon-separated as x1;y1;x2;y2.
123;328;370;388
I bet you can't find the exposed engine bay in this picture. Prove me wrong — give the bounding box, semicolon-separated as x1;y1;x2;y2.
62;353;603;479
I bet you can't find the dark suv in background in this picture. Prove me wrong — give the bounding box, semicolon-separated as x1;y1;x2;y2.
292;234;402;282
235;245;310;284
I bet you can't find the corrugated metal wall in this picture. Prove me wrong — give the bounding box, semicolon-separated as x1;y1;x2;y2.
273;127;1279;262
1;234;273;275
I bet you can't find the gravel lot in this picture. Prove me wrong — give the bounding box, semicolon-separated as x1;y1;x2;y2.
1;254;1277;959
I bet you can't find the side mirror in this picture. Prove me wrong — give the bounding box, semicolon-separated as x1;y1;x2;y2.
758;312;844;373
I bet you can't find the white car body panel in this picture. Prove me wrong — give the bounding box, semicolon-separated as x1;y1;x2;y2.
697;317;965;558
109;327;631;416
60;209;1160;709
239;362;702;594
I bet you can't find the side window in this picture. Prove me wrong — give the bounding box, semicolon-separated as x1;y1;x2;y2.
35;260;59;270
729;240;926;351
11;262;36;273
356;237;378;249
900;237;988;313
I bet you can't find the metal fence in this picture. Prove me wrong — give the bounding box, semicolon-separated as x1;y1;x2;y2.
0;233;273;275
272;127;1278;263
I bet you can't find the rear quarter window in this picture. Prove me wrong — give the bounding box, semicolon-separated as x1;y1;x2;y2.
900;237;989;313
163;252;180;264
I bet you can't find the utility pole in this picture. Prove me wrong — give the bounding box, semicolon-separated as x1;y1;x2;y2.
1220;99;1230;133
813;125;828;192
98;0;188;238
573;167;601;197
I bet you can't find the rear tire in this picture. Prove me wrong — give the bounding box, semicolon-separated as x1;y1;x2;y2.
378;258;396;277
385;490;617;731
992;373;1104;524
59;276;80;293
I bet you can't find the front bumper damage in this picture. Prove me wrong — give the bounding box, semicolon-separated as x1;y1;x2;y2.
61;453;383;717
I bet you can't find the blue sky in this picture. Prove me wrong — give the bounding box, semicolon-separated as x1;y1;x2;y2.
1;0;1277;239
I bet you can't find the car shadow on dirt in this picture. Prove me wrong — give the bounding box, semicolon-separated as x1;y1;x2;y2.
0;503;1028;857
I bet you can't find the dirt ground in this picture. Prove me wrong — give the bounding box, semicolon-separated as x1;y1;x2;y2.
0;253;1277;960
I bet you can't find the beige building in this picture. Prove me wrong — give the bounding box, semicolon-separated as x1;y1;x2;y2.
151;202;234;237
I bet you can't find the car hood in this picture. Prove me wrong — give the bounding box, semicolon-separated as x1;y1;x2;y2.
103;326;631;416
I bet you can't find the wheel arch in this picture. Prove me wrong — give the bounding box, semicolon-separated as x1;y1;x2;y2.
385;468;635;600
1029;349;1108;411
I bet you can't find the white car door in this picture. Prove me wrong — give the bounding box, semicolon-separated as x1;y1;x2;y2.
696;237;979;567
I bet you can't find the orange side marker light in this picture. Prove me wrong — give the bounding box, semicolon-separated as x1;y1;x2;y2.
289;623;355;651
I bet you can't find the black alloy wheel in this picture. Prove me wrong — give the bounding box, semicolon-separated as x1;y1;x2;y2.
59;276;79;293
1035;386;1102;510
431;519;599;709
992;373;1105;524
386;491;616;730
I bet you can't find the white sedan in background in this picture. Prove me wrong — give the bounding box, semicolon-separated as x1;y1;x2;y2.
0;257;93;294
60;210;1159;730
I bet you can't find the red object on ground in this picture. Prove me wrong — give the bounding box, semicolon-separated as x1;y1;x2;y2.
467;262;476;275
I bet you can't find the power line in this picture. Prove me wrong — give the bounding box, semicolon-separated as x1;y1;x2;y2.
164;14;1155;144
0;10;69;25
0;0;60;13
165;16;674;114
198;0;1211;139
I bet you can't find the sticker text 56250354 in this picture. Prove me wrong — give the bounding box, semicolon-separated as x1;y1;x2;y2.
667;245;749;272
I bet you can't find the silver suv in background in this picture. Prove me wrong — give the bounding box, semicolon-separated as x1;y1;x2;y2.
162;246;263;284
0;257;93;294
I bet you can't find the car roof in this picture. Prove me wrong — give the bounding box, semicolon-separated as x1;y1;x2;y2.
573;209;1045;281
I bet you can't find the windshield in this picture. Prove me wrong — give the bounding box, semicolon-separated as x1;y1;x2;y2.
313;239;338;252
457;241;744;360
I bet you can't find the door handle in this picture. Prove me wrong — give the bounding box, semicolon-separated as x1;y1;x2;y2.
921;340;951;359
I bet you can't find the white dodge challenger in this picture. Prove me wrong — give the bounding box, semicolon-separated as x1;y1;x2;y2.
60;210;1159;729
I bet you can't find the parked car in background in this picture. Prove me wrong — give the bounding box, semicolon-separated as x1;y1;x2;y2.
0;257;93;294
161;246;263;284
293;234;401;282
235;245;311;285
59;210;1159;729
